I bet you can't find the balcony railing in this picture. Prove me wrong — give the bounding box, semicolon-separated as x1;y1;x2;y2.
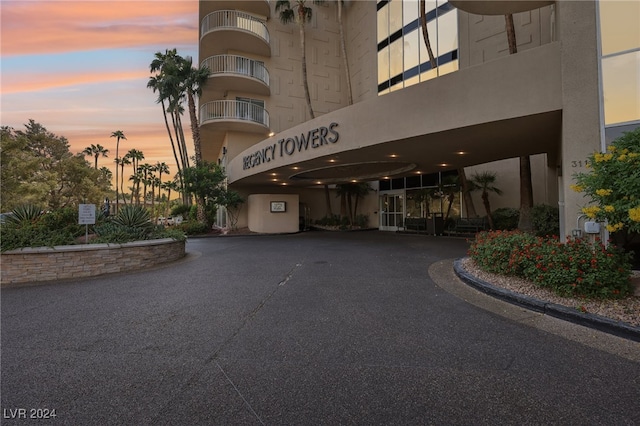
201;55;270;87
200;100;270;128
201;10;269;44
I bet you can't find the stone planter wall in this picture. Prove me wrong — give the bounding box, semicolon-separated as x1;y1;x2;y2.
1;238;186;286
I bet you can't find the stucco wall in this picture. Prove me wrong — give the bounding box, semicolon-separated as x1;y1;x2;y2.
247;194;300;233
1;238;186;286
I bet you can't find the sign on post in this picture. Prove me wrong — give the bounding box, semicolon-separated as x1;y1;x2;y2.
78;204;96;225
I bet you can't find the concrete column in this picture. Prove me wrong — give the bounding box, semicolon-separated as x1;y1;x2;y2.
556;0;602;240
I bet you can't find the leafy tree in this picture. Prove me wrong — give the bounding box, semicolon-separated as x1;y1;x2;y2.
218;190;245;231
1;121;110;211
470;171;503;230
180;161;227;227
82;143;109;169
275;0;324;119
573;128;640;248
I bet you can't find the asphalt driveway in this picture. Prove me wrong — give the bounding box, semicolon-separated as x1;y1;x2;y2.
2;231;639;425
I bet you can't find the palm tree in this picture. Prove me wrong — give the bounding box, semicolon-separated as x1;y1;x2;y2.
118;156;131;205
333;0;353;105
180;56;209;165
503;14;534;231
439;174;461;221
110;131;126;212
82;144;109;169
470;171;503;230
155;161;170;202
137;163;153;206
335;182;371;226
149;49;194;205
275;0;324;119
419;0;437;69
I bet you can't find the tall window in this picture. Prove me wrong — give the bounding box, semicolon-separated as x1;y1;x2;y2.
377;0;458;94
598;0;639;126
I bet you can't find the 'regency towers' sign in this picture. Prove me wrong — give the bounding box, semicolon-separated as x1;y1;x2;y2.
243;122;339;170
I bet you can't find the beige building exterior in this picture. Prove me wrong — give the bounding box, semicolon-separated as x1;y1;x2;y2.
198;0;639;237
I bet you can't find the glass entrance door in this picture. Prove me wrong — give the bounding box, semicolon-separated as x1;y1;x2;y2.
379;192;404;231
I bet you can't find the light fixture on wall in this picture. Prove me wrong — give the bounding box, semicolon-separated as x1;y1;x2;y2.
222;147;227;155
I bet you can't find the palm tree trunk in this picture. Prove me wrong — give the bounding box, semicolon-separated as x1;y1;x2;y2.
115;138;120;213
324;185;332;217
120;163;127;205
505;14;518;54
482;192;494;230
187;91;203;164
420;0;437;69
337;0;353;105
518;155;534;231
347;193;353;226
458;168;477;218
161;99;184;197
300;23;315;119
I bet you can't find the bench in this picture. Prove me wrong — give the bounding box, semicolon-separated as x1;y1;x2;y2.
452;217;488;234
404;218;428;232
401;216;445;236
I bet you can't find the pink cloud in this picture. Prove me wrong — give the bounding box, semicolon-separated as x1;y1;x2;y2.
1;1;198;57
3;70;150;94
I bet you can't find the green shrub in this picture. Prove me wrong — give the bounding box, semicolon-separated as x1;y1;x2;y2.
170;204;191;217
177;220;209;235
93;222;150;244
491;207;520;230
1;223;77;251
354;214;369;228
469;230;633;299
531;204;560;237
0;205;79;251
315;215;342;227
468;230;539;276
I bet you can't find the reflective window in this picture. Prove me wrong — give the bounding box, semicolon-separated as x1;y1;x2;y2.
389;0;404;36
602;51;640;125
599;0;640;125
377;3;389;44
599;1;639;56
378;0;458;94
378;47;390;86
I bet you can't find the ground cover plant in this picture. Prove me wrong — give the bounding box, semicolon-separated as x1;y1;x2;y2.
468;230;633;299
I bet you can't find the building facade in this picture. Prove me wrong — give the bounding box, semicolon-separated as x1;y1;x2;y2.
198;0;639;236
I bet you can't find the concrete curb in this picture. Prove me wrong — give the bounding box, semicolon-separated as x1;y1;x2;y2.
453;258;640;342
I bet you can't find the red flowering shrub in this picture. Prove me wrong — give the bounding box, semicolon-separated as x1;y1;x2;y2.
469;231;633;299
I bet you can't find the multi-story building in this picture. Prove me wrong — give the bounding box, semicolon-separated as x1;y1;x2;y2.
198;0;639;236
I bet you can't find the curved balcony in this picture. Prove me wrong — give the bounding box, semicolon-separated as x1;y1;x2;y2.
200;100;270;134
200;10;271;58
449;1;554;15
200;1;270;19
201;55;270;96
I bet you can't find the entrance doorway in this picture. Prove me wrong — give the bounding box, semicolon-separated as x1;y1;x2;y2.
379;192;404;231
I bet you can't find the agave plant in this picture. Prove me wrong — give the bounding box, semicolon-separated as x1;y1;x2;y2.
4;204;44;227
111;205;153;229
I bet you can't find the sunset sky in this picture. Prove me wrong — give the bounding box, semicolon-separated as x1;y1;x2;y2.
1;0;199;182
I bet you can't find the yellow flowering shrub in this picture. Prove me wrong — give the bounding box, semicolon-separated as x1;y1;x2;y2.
573;127;640;235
